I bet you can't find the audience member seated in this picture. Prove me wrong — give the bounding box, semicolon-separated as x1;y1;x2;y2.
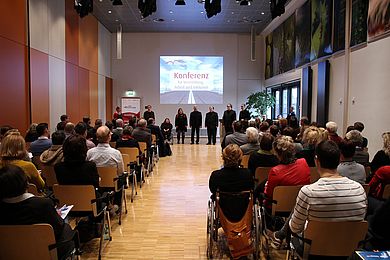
258;122;269;140
30;123;52;157
105;121;120;142
0;132;45;190
264;136;310;208
209;144;253;221
282;127;303;153
368;166;390;200
0;125;13;149
83;116;93;132
364;198;390;250
54;135;100;188
337;139;366;184
269;125;279;138
74;122;95;150
64;122;75;139
223;121;248;148
296;126;323;167
278;118;288;132
248;133;279;176
40;131;66;167
354;121;368;149
161;118;173;141
147;118;165;155
295;117;310;143
91;119;103;145
270;140;367;249
240;127;260;155
25;123;39;143
370;132;390;175
0;165;77;259
116;126;140;154
113;119;124;139
56;114;69;131
325;121;343;145
132;119;152;149
346;130;369;166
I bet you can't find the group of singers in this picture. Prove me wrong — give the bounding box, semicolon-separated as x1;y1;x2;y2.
113;104;252;145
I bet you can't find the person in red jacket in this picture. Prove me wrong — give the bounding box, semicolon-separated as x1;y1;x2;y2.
264;136;310;208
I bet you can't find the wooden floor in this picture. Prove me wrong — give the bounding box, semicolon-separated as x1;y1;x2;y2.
81;142;286;259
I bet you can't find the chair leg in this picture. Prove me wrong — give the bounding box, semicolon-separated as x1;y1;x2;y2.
98;209;106;260
123;189;127;213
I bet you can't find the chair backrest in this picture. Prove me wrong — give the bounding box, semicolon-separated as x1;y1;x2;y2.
310;167;320;183
41;165;58;188
27;183;40;196
254;167;271;186
53;184;96;213
304;220;368;257
383;184;390;200
118;147;139;162
241;155;250;168
0;224;57;260
138;142;147;153
362;184;370;194
109;142;116;148
272;185;303;216
121;153;130;171
97;167;117;189
32;156;43;170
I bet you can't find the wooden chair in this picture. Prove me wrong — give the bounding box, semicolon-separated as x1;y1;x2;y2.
151;134;159;165
309;167;320;183
0;224;60;260
288;221;368;260
97;167;127;225
271;185;303;216
118;147;143;190
383;185;390;200
53;184;111;260
121;153;137;202
138;141;152;176
241;155;250;168
41;165;58;189
109;141;116;148
254;167;271;187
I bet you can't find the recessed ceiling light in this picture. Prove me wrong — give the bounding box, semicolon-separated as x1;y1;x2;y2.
200;11;204;14
227;19;231;22
108;10;112;14
171;19;175;22
261;12;265;15
99;0;103;2
231;11;235;14
169;10;173;14
115;19;119;22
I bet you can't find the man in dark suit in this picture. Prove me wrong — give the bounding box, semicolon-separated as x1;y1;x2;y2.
222;103;236;136
147;118;165;156
132;118;152;148
205;106;219;145
239;104;251;121
190;106;202;144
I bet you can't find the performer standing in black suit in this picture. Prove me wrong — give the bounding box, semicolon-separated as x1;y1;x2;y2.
222;103;236;136
205;106;219;145
175;108;188;144
190;106;202;144
239;104;251;121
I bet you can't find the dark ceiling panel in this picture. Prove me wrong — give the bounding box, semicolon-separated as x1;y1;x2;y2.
92;0;273;33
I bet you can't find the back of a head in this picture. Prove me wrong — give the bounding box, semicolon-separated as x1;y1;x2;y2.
282;126;296;139
222;144;243;168
248;120;256;128
51;131;66;145
269;125;279;137
279;118;288;128
147;118;154;126
315;140;340;170
0;165;28;200
339;139;356;159
301;117;310;126
346;125;355;135
138;119;147;128
123;126;133;136
74;122;87;135
233;121;242;133
36;123;48;136
95;119;103;127
325;121;338;134
64;122;75;134
60;114;68;122
57;121;66;131
0;125;14;139
105;121;113;130
116;119;124;127
353;122;364;132
302;126;322;146
260;133;274;152
83;116;90;124
246;127;259;143
273;136;295;164
0;132;27;162
259;122;269;132
63;134;87;163
346;130;363;147
96;126;111;143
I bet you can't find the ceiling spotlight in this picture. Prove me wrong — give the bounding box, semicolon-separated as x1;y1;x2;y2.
112;0;123;5
240;0;250;6
175;0;186;5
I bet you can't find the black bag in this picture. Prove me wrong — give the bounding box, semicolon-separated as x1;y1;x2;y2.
164;142;172;156
76;218;101;242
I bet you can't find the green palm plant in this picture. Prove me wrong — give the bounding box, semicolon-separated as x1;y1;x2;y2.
246;90;275;117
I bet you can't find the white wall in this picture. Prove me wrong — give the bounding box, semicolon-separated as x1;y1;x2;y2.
111;32;263;124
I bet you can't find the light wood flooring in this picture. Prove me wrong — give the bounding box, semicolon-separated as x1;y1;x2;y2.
81;143;285;259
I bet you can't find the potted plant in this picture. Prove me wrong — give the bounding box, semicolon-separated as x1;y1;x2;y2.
246;90;275;118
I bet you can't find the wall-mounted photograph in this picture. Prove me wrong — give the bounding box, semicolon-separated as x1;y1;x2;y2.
368;0;390;41
310;0;333;60
295;0;311;67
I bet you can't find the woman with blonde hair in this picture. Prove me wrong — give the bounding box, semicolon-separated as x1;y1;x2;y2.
0;131;45;189
209;144;253;221
296;126;323;167
370;132;390;175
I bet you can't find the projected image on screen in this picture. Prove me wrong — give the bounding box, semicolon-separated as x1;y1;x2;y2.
160;56;223;104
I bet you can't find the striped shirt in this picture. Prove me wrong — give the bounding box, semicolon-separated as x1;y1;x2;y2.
289;177;367;234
